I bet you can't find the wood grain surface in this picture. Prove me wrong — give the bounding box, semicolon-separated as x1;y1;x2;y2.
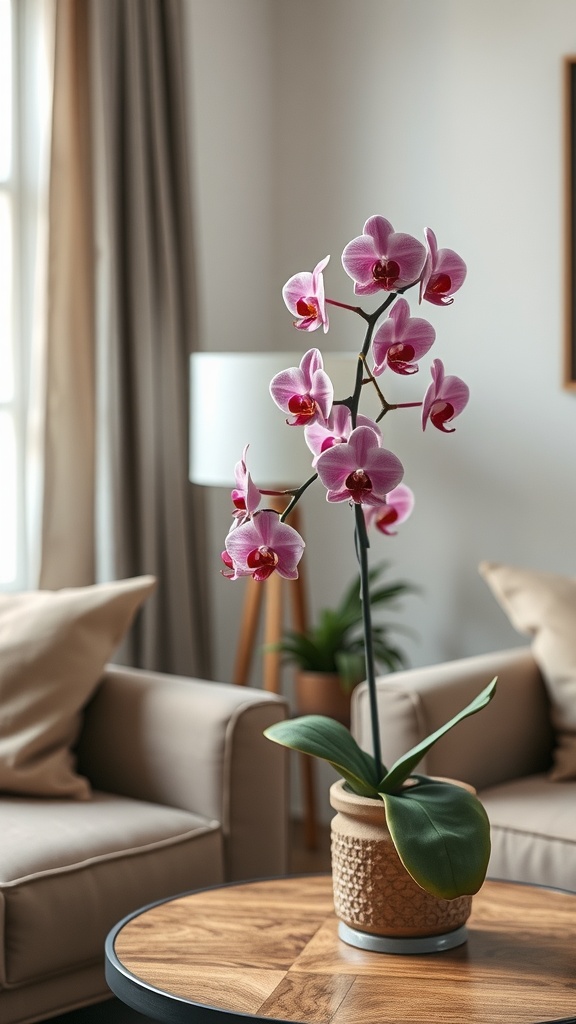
112;875;576;1024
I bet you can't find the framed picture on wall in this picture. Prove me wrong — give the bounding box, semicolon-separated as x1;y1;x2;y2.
565;57;576;390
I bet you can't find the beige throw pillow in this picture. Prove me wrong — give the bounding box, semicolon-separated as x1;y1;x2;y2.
479;561;576;781
0;575;156;798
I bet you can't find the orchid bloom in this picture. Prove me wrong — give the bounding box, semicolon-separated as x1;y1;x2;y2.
341;216;426;296
282;255;330;332
420;227;467;306
422;359;469;433
269;348;333;426
364;483;415;535
224;509;305;581
316;425;403;505
304;406;381;466
372;298;436;376
230;445;261;522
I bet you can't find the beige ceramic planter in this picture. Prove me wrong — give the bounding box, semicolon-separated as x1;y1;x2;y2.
330;779;473;952
295;671;352;726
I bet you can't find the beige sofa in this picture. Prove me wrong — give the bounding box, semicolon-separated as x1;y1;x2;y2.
0;666;289;1024
353;647;576;893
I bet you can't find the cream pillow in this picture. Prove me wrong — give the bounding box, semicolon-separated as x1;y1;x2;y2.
479;561;576;780
0;575;156;798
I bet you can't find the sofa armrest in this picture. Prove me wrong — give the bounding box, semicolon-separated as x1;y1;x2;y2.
77;666;289;881
352;647;554;792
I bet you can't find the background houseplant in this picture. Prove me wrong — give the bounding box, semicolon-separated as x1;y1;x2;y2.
271;562;415;724
221;215;496;931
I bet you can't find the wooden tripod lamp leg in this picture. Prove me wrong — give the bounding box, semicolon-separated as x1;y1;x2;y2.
233;578;264;686
232;496;318;849
262;569;283;693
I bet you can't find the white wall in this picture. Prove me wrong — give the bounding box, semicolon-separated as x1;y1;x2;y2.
186;0;278;677
186;0;576;818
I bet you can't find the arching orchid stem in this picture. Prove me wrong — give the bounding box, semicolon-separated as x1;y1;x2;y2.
359;354;392;414
354;503;385;782
367;291;399;329
280;472;318;522
325;298;370;321
389;401;424;410
351;293;398;416
376;399;423;423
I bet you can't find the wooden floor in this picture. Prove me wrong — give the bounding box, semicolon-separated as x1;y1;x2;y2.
45;820;331;1024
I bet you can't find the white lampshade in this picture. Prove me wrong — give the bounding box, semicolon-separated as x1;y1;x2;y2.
189;351;360;488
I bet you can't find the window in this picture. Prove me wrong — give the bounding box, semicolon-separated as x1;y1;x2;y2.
0;0;16;584
0;0;51;588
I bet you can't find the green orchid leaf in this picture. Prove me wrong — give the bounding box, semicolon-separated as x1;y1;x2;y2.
264;715;379;796
382;779;491;899
379;677;497;792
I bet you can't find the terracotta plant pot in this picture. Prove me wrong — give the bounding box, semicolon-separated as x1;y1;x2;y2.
330;779;473;953
295;671;353;726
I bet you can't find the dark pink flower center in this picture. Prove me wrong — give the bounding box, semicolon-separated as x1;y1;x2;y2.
388;343;415;365
345;469;373;503
375;506;399;533
372;259;400;289
247;545;279;580
430;400;455;432
296;298;317;318
428;272;452;296
231;488;246;510
288;394;317;423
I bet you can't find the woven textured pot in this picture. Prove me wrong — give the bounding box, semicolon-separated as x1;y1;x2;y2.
330;779;473;945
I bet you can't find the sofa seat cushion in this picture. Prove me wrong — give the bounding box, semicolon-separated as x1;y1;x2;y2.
0;792;224;988
481;774;576;893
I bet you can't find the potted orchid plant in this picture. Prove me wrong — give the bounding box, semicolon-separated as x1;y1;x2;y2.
221;215;496;921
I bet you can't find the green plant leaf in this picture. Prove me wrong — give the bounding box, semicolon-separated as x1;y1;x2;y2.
379;677;497;792
368;581;419;606
336;562;414;621
382;779;491;899
334;650;365;692
265;561;415;675
264;715;379;796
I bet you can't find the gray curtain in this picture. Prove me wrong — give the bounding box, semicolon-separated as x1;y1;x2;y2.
40;0;95;588
40;0;211;677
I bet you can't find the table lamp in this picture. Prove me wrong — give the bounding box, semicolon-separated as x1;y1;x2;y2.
190;351;357;848
190;350;358;684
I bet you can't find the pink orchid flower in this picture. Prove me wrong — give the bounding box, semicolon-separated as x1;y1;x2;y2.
341;216;426;296
231;445;261;521
372;298;436;376
224;509;305;581
269;348;333;426
304;406;381;466
420;227;467;306
282;255;330;332
316;425;404;505
422;359;469;433
364;483;415;535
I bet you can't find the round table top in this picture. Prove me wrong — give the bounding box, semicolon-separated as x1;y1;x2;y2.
105;874;576;1024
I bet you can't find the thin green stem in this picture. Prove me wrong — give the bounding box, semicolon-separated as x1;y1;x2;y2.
280;473;318;521
359;354;392;413
354;503;385;781
326;298;370;320
389;401;423;410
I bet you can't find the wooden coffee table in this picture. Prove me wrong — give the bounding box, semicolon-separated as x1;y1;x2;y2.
105;874;576;1024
